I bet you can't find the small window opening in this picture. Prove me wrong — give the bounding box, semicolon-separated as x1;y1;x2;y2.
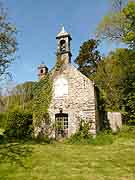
60;40;66;52
40;69;43;74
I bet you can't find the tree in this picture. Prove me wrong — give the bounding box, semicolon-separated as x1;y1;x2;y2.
122;1;135;49
74;39;101;78
110;0;127;12
94;48;135;121
6;81;35;112
96;1;135;49
0;3;17;80
94;52;123;111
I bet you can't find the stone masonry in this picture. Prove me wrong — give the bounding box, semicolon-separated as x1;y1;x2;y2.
38;27;99;138
49;64;99;138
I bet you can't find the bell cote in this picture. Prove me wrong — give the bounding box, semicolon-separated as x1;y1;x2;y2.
38;63;48;80
56;26;72;64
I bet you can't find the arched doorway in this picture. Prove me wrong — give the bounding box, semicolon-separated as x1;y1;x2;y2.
55;113;68;138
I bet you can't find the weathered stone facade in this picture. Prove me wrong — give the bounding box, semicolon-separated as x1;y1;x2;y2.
36;27;124;138
107;112;122;132
49;64;99;138
38;27;99;138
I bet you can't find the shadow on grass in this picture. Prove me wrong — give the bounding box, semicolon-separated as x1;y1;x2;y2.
0;140;33;168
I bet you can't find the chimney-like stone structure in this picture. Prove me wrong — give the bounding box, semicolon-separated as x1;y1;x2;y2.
38;63;48;80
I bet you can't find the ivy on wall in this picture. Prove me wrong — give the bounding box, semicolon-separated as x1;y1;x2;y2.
33;74;52;127
55;54;65;71
33;55;65;135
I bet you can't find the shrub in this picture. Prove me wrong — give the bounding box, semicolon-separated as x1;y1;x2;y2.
66;119;114;145
66;119;93;144
4;110;33;139
117;125;135;139
67;130;114;145
34;113;54;143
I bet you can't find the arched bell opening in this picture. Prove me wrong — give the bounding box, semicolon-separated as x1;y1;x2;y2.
60;39;66;52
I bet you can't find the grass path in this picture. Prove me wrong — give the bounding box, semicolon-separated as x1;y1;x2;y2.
0;135;135;180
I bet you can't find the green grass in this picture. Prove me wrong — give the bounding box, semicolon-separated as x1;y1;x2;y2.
0;127;135;180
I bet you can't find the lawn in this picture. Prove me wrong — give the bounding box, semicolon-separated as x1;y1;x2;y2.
0;129;135;180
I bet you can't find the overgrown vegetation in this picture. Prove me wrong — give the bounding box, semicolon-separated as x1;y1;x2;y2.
5;81;35;112
33;74;53;138
55;54;65;71
94;1;135;122
0;0;135;144
4;110;33;139
74;1;135;124
66;119;113;145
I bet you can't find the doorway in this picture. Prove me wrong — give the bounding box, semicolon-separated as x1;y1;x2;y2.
55;113;68;138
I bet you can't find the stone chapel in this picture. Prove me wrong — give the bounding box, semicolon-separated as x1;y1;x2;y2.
37;27;100;139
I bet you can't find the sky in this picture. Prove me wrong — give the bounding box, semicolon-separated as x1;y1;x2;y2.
2;0;121;85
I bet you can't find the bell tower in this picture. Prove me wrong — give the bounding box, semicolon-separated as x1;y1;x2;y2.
38;63;48;80
56;26;72;64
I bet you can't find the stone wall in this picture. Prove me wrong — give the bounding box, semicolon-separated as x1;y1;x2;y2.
107;112;122;132
49;64;98;137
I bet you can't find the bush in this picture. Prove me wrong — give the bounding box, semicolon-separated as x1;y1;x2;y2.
4;110;33;139
116;125;135;139
66;119;93;144
66;119;114;145
67;130;114;145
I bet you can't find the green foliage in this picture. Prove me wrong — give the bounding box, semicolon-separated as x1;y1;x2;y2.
96;1;135;49
35;113;54;142
122;1;135;49
0;4;17;79
94;48;135;114
115;125;135;139
33;74;52;128
66;119;113;145
126;81;135;124
6;81;35;113
96;11;125;40
67;125;114;145
75;39;101;77
4;110;33;139
55;54;65;71
66;119;93;144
